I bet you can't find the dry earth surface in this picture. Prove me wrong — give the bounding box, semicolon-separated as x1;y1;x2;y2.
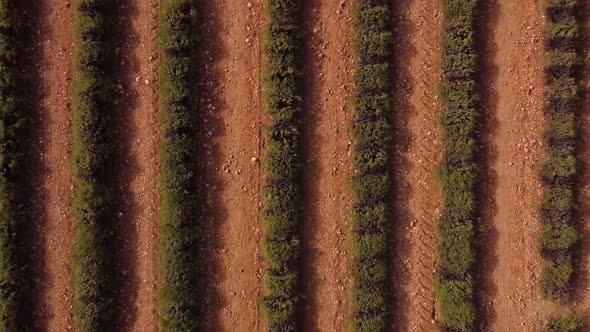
301;0;354;331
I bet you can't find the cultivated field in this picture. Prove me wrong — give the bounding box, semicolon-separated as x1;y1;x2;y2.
1;0;590;331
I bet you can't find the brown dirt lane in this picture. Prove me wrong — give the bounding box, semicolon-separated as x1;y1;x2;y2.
391;0;443;331
199;0;265;330
110;0;161;330
483;0;554;330
301;1;354;331
28;1;76;330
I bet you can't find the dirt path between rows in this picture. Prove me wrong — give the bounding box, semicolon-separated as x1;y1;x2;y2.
199;1;265;330
391;0;443;330
482;0;554;329
27;1;75;330
110;0;161;331
301;1;354;331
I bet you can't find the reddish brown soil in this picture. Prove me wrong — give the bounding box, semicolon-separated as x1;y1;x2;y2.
110;0;161;331
199;1;265;330
391;0;443;330
28;0;75;330
483;0;554;329
301;1;354;331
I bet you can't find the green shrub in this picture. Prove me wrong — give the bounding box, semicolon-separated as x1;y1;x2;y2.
71;0;115;330
158;1;200;330
349;1;393;330
437;0;480;329
541;225;579;251
546;311;583;332
261;1;304;330
435;279;476;332
542;260;574;301
0;1;28;329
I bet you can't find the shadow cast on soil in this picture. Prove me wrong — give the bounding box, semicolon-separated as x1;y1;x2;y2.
475;0;500;330
109;0;141;329
196;1;229;329
18;0;51;330
390;0;418;330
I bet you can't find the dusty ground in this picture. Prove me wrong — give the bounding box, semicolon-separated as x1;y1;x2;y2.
391;0;443;331
28;1;75;330
199;0;265;330
482;0;554;330
110;0;161;330
301;1;354;331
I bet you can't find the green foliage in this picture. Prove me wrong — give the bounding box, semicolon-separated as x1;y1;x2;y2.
0;0;26;329
349;1;393;330
71;0;115;330
435;279;476;332
437;0;480;330
262;1;303;331
158;1;200;330
541;0;580;303
546;311;583;332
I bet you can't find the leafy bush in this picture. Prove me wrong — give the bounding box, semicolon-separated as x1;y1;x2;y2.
540;0;580;303
349;0;393;330
546;311;583;332
261;1;303;330
0;0;27;329
158;1;200;330
71;0;115;330
436;0;479;330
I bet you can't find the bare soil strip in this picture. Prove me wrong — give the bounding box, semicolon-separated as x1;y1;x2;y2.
199;1;265;330
29;1;75;330
109;0;161;330
391;0;443;330
485;0;554;329
300;1;354;331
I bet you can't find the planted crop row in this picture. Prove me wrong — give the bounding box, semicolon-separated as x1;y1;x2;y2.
539;0;580;304
71;0;115;330
436;0;480;331
158;0;200;330
261;0;304;330
0;0;26;329
349;0;393;330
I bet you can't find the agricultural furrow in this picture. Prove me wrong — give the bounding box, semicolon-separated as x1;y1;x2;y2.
198;0;264;330
301;0;353;330
486;0;550;330
111;0;161;330
29;1;75;329
392;0;443;330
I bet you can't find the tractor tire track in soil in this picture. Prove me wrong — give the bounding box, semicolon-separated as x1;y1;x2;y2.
199;1;264;330
27;1;76;330
110;0;160;330
391;0;443;331
301;1;353;330
483;0;553;330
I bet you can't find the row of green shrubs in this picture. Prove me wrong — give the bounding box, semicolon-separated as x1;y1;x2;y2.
71;0;115;330
540;0;580;304
158;0;200;330
436;0;480;331
349;1;393;330
261;0;304;330
0;0;26;329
